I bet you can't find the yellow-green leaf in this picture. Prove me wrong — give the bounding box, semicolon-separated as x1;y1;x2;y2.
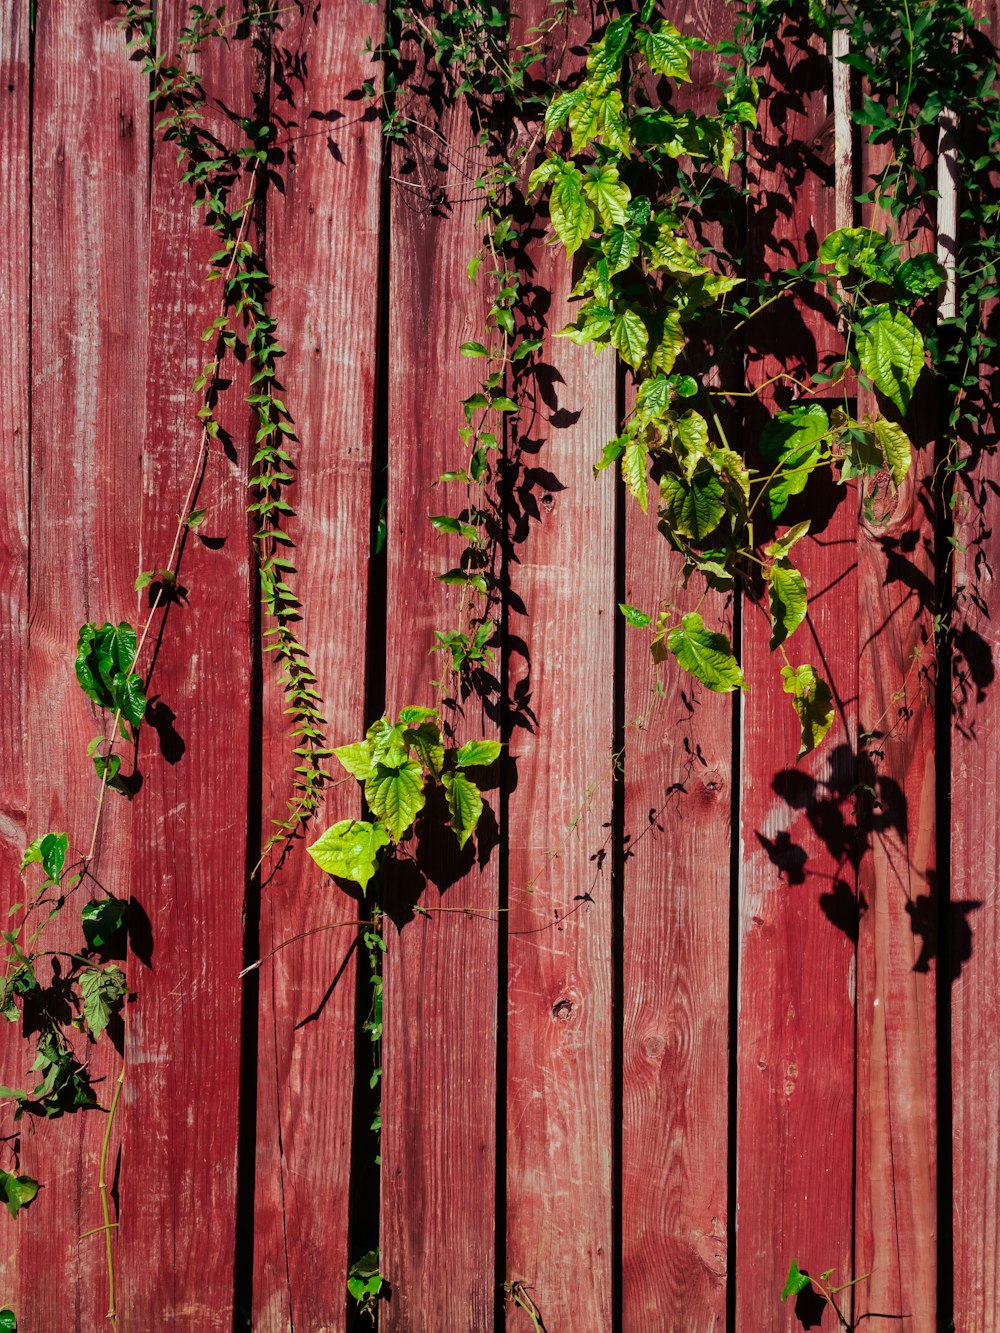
872;417;912;487
781;664;835;757
308;818;390;893
667;612;746;692
610;309;648;369
442;771;483;850
766;556;808;649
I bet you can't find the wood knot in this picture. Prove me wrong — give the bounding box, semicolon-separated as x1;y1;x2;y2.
551;998;573;1021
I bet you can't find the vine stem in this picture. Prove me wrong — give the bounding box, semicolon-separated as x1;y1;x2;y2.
100;1063;126;1326
82;164;262;871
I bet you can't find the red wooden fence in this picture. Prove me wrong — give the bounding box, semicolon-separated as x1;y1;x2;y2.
0;2;997;1329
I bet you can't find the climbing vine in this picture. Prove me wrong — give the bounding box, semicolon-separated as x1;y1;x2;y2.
2;0;998;1326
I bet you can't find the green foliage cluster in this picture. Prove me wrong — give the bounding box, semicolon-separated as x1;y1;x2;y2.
307;708;501;890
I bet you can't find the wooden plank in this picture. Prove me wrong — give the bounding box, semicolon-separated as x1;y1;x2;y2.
379;57;499;1333
0;0;32;1303
16;2;147;1326
117;6;257;1327
952;9;1000;1327
852;149;938;1333
503;11;615;1328
737;23;858;1328
251;4;381;1328
620;4;734;1326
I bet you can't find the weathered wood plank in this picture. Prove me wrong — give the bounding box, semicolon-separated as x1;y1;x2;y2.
952;11;1000;1328
852;143;938;1332
503;12;616;1329
379;59;499;1333
620;5;734;1326
0;1;33;1298
252;4;381;1328
737;22;858;1328
17;2;147;1326
118;7;256;1327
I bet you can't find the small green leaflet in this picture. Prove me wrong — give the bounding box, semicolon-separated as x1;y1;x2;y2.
667;612;746;692
442;771;483;849
659;467;725;541
619;603;652;627
0;1170;38;1219
637;19;695;82
79;965;127;1040
781;664;835;758
365;761;425;842
0;1306;15;1330
582;163;631;227
871;417;912;487
856;306;924;414
623;438;649;512
20;831;67;882
766;557;807;650
308;819;390;893
81;897;127;951
347;1250;384;1306
455;739;502;767
759;405;829;519
781;1259;812;1303
610;309;648;369
549;167;595;255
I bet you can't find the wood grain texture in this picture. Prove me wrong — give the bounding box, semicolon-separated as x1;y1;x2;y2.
852;144;938;1332
17;2;147;1327
503;11;615;1327
0;2;31;1299
118;7;256;1327
952;9;1000;1328
737;21;858;1329
252;5;381;1328
379;68;499;1333
620;5;733;1326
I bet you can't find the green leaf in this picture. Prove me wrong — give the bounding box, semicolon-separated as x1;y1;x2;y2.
365;762;425;842
766;557;808;650
667;612;746;692
459;341;488;357
894;253;946;300
0;1306;16;1330
19;838;44;872
398;706;438;726
442;771;483;849
623;438;649;513
583;164;631;227
610;309;648;370
871;417;912;487
602;225;638;275
856;306;924;413
308;819;390;893
117;671;147;730
819;226;892;279
586;14;633;79
619;603;651;627
81;897;127;951
765;521;811;560
39;833;67;882
759;405;829;519
455;739;502;767
186;507;207;530
404;720;445;777
781;1259;812;1303
651;309;684;374
365;718;408;768
549;167;594;256
0;1170;38;1219
79;965;127;1040
637;19;694;82
781;664;835;758
659;467;725;541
